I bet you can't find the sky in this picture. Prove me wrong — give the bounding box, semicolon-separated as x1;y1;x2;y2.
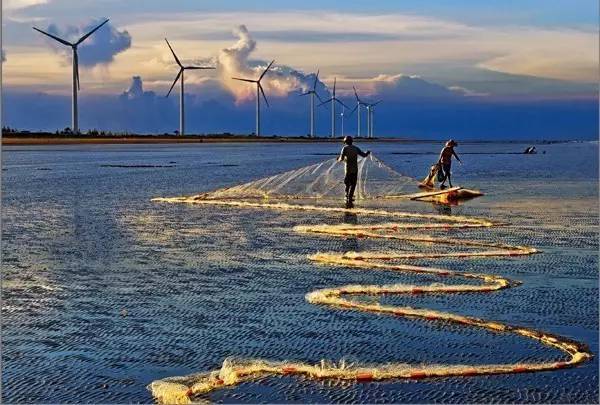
2;0;598;139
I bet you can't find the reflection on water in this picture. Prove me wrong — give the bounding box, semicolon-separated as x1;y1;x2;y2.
1;141;598;403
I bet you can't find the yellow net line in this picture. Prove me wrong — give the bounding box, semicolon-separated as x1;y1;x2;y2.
148;198;592;404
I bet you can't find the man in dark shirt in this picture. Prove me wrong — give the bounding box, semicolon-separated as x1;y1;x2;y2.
438;139;461;188
338;136;370;203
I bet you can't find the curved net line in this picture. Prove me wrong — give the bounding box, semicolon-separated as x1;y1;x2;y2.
147;200;592;404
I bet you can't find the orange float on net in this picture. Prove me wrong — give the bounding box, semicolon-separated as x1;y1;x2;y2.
462;368;479;376
513;366;528;373
410;371;428;379
356;372;374;382
186;388;193;397
282;366;297;374
411;288;424;294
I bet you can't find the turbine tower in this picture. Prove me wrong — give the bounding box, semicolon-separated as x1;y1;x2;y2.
349;86;368;137
318;78;348;138
33;19;110;134
299;70;323;137
165;38;215;136
366;100;382;138
232;60;275;136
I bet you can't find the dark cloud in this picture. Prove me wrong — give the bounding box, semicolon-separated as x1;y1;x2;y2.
1;50;6;62
44;18;131;66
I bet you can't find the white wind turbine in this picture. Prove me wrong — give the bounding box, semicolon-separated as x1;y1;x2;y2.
348;86;369;137
366;100;382;138
165;38;215;136
318;78;348;138
232;60;275;136
299;70;323;137
33;19;110;134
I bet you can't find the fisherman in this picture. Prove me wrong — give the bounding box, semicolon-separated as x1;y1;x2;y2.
438;139;461;189
338;136;370;203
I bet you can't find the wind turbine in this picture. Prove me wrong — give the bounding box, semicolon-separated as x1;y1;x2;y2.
348;86;369;137
318;78;348;138
232;60;275;136
366;100;382;138
165;38;215;136
33;19;110;133
299;70;323;137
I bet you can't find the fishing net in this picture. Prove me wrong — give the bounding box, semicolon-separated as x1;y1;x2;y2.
148;157;589;404
198;155;416;201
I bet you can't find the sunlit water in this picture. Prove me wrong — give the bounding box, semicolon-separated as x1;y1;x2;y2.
2;141;598;403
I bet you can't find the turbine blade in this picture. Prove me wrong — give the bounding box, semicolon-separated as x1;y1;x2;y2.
335;98;349;109
372;100;382;106
166;69;182;97
315;92;324;103
313;69;319;91
348;104;358;116
232;77;256;83
184;66;215;70
259;84;269;107
353;85;360;101
258;59;275;82
317;98;332;108
333;77;336;96
76;19;110;45
299;91;311;96
74;50;80;91
32;27;72;47
164;38;182;67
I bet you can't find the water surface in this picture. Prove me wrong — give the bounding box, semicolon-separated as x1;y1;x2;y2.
2;141;598;403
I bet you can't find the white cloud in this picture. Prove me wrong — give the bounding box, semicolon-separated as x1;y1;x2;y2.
3;0;48;10
3;10;597;95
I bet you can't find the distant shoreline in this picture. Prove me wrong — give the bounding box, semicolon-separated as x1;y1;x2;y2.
2;133;415;145
1;132;579;146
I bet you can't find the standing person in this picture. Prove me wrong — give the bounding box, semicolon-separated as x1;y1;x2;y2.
438;139;461;189
338;136;370;203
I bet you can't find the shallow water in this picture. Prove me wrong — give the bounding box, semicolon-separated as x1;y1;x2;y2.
2;141;598;403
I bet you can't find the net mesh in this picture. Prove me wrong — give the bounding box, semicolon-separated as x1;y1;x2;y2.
199;155;417;201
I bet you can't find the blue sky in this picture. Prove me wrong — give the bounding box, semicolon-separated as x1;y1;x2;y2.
2;0;598;138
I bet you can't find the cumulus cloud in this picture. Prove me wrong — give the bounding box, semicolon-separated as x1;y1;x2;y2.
336;73;463;102
217;25;322;103
120;76;153;100
44;18;131;67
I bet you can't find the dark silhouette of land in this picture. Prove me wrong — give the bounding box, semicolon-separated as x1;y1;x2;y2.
1;127;404;145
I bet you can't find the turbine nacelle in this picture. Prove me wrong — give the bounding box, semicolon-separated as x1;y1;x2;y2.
232;59;275;107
